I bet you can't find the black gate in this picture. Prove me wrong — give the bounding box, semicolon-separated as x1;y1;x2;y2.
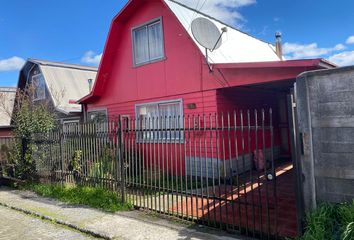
28;108;300;239
288;88;305;236
121;110;280;239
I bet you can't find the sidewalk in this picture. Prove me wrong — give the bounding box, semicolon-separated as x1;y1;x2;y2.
0;187;246;240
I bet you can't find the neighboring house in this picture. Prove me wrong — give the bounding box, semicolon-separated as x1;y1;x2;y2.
17;59;97;126
0;87;16;137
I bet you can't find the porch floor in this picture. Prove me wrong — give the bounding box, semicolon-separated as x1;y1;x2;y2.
130;162;298;238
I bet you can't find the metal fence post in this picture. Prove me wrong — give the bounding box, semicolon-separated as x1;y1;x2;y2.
117;117;125;203
59;130;65;187
21;137;27;164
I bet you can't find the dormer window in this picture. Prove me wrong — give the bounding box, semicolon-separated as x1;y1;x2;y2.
132;18;164;66
32;74;46;101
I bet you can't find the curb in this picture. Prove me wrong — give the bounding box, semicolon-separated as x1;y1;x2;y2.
0;201;112;240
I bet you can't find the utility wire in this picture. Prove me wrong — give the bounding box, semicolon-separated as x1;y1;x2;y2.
197;0;207;13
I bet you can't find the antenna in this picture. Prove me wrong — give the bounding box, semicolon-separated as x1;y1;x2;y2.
191;17;227;72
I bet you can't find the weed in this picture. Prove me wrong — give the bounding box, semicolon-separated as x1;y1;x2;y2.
22;183;132;212
299;201;354;240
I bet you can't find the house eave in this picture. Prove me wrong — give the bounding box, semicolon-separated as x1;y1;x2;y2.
0;125;15;129
213;59;337;70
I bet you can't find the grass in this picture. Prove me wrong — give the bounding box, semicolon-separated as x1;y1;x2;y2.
298;201;354;240
22;183;133;213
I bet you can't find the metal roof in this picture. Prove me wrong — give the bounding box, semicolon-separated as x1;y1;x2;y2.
164;0;282;63
0;87;16;127
27;59;98;114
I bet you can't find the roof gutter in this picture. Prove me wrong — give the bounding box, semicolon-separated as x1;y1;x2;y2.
213;59;337;70
0;125;15;129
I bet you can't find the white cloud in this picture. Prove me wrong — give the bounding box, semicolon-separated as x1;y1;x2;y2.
0;56;25;72
283;42;346;59
176;0;257;26
334;44;346;51
81;51;102;66
328;51;354;66
346;36;354;45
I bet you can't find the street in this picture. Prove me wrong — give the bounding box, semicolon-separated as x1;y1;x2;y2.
0;205;96;240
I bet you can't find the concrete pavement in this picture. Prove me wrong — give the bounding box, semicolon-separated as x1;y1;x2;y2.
0;187;246;240
0;205;94;240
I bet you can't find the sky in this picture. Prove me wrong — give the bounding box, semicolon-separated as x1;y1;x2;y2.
1;0;354;87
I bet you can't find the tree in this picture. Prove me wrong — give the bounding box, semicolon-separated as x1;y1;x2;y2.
0;83;60;180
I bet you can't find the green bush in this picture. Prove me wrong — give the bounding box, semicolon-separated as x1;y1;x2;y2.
88;147;115;178
299;201;354;240
23;183;132;212
338;202;354;240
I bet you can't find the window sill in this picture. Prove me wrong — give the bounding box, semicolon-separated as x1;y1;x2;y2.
133;56;166;68
33;98;46;102
135;139;185;144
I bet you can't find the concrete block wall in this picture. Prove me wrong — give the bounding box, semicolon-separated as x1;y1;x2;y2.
296;66;354;211
185;146;280;178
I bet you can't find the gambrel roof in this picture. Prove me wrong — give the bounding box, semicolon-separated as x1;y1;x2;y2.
19;59;97;114
164;0;281;63
79;0;336;104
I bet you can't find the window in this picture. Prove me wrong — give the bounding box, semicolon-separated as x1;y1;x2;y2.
87;110;108;133
32;74;46;101
62;120;80;134
136;100;183;141
132;18;164;66
87;110;107;123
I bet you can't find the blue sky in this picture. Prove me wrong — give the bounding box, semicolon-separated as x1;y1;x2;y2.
1;0;354;87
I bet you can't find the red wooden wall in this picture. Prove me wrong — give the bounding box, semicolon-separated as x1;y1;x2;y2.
0;128;13;138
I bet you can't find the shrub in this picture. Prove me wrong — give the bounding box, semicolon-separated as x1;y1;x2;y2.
299;201;354;240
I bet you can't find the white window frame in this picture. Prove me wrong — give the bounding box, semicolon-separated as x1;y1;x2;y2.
32;73;46;101
62;119;80;134
135;99;184;142
132;17;165;67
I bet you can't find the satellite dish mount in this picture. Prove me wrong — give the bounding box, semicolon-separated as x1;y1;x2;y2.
191;17;227;72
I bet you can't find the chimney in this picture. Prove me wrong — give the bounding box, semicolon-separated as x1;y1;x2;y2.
275;32;283;60
88;79;93;91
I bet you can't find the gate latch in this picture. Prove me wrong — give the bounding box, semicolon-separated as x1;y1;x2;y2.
267;173;274;181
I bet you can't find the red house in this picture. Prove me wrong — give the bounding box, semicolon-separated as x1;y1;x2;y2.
79;0;336;237
79;0;334;164
80;0;334;123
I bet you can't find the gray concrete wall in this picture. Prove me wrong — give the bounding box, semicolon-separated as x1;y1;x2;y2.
296;66;354;211
185;146;280;178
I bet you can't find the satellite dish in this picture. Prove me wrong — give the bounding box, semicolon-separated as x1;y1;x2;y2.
191;17;222;51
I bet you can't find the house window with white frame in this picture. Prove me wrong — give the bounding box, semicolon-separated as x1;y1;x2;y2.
136;100;183;141
87;110;107;123
62;119;80;134
32;74;46;101
132;18;164;66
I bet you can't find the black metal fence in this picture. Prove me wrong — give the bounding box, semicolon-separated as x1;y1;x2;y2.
2;109;284;239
